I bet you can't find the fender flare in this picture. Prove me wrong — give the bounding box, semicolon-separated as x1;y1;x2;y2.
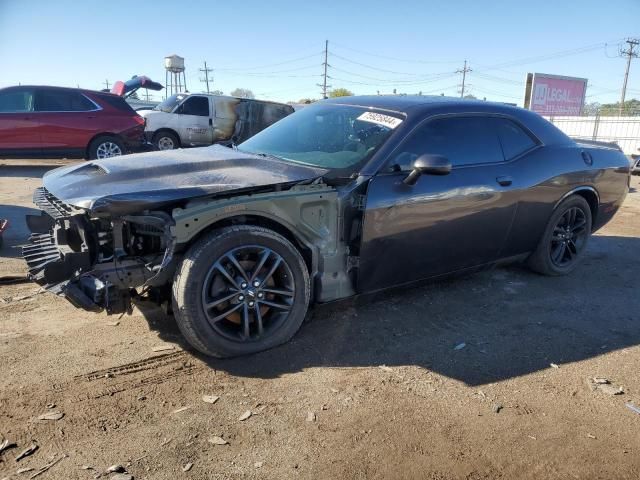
553;185;600;210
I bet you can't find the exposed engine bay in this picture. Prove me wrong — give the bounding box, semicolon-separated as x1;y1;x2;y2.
24;187;175;314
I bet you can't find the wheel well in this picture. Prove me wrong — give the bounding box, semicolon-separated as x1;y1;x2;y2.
85;132;120;158
572;189;598;226
153;128;181;147
184;215;314;275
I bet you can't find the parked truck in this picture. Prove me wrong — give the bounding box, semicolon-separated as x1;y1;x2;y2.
139;93;294;150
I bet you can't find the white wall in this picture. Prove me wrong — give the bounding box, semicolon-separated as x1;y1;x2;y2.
544;116;640;155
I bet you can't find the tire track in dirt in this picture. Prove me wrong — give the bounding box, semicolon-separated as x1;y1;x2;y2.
69;351;203;402
77;351;190;381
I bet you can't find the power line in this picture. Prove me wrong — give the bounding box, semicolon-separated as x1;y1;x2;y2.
181;36;632;103
317;40;331;99
329;65;455;84
330;41;461;65
213;64;319;75
476;38;625;72
457;60;472;98
199;61;213;93
330;52;442;76
215;51;323;71
216;71;321;79
472;72;522;86
619;38;639;114
328;73;458;87
585;88;621;98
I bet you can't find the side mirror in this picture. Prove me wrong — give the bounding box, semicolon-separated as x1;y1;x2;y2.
403;154;451;186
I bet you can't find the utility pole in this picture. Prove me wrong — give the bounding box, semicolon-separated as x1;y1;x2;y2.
104;79;110;90
199;61;213;94
317;40;331;99
619;38;639;115
143;89;151;102
456;60;472;98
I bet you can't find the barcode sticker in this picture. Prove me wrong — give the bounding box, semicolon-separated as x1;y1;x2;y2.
357;111;403;129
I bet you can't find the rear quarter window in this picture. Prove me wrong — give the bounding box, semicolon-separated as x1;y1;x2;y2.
94;94;137;113
495;118;537;160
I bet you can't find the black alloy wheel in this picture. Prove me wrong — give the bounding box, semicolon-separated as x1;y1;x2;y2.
528;195;593;276
549;206;589;267
201;245;295;342
172;225;310;358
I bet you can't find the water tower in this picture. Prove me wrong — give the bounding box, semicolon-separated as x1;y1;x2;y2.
164;54;187;96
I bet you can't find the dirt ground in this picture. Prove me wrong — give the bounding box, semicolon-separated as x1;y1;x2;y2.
1;159;639;480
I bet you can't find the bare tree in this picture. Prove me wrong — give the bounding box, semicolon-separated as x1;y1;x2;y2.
230;88;255;99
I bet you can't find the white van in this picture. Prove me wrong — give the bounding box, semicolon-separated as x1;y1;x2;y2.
139;94;294;150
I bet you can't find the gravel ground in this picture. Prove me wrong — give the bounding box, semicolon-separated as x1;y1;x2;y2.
1;159;639;479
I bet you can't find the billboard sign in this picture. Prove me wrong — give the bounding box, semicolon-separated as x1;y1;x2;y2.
523;73;587;116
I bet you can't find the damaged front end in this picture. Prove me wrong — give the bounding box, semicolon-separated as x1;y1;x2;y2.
23;187;175;315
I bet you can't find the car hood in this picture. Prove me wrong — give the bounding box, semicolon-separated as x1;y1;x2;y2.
42;146;328;216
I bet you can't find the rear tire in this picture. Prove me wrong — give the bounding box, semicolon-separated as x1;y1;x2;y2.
527;195;592;276
153;131;179;150
172;225;310;358
88;135;124;160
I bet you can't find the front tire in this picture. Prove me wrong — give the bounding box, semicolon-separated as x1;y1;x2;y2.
528;195;592;276
153;131;179;150
172;226;310;358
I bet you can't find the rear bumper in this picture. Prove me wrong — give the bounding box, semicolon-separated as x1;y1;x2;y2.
142;131;161;150
120;125;149;153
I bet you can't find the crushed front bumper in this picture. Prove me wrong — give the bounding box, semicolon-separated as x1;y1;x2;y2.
25;232;118;312
23;187;128;313
23;187;175;315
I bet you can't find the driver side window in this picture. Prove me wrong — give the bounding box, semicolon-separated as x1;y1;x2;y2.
178;96;210;116
389;116;504;171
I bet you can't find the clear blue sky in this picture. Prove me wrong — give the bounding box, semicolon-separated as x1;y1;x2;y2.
1;0;638;105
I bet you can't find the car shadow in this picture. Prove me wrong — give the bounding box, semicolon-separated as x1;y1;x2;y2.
134;233;640;386
0;204;42;258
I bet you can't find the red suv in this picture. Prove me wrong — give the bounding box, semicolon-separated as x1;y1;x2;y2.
0;86;145;159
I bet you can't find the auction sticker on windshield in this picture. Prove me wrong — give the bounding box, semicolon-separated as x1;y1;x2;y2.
357;111;403;129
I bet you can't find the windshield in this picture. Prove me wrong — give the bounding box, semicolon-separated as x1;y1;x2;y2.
238;104;402;170
154;93;188;113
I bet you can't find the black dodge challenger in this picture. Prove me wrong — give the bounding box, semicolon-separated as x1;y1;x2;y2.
24;96;630;357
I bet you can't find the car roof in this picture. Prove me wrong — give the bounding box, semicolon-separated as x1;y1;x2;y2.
330;95;574;176
323;94;572;147
323;94;521;115
180;92;291;108
0;85;116;96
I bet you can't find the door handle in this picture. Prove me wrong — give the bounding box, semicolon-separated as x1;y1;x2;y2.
496;176;513;187
208;118;213;126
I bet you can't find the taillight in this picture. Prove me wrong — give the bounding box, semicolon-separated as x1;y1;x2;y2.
133;116;145;126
